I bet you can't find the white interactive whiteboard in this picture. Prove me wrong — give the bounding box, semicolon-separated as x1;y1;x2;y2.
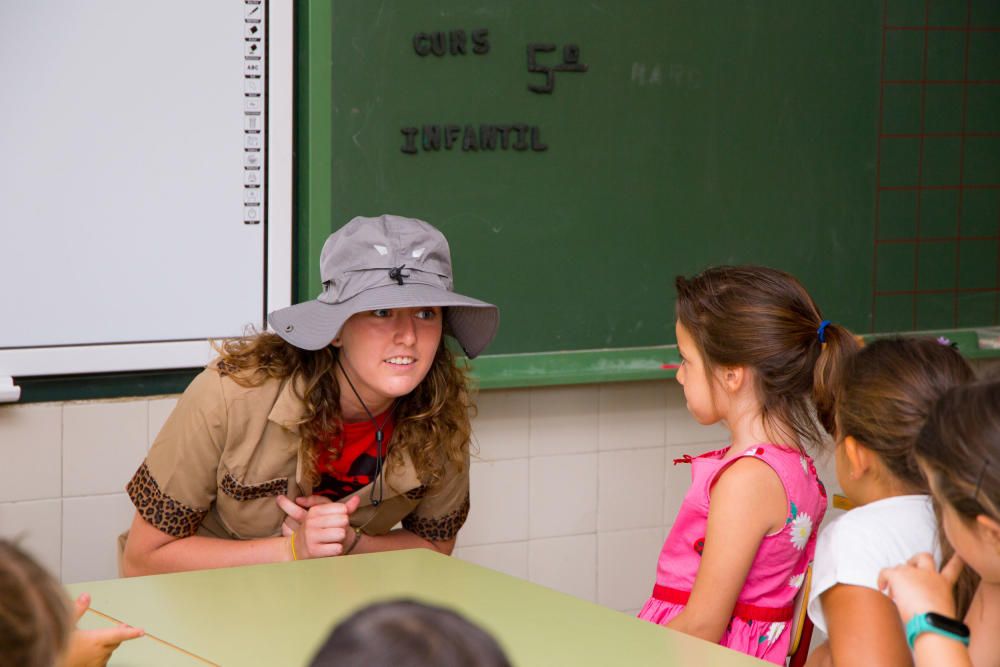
0;1;292;397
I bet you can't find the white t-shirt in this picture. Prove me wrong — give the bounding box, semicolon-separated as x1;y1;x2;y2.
807;494;939;634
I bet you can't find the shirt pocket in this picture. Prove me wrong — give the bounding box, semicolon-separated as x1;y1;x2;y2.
215;469;289;539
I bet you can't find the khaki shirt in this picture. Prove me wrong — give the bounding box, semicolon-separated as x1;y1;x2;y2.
125;364;470;543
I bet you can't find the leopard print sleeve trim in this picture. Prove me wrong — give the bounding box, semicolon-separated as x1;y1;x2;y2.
402;493;470;542
219;473;288;501
126;462;208;539
403;485;428;501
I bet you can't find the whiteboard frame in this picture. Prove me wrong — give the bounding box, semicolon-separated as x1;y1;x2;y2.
0;2;293;380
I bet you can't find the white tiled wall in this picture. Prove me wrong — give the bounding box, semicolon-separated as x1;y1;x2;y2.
456;380;732;613
0;398;167;584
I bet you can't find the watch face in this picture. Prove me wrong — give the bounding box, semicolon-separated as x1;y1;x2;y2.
926;612;971;638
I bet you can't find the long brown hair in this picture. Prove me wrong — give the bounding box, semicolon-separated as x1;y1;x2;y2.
675;265;859;449
915;378;999;615
916;379;1000;523
0;540;73;667
833;337;974;490
216;330;473;487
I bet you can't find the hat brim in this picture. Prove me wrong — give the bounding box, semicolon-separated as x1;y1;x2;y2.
267;283;499;358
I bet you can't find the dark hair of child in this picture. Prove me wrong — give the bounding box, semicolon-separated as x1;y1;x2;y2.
309;598;511;667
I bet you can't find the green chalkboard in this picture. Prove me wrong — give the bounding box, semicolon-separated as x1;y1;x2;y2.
296;1;1000;363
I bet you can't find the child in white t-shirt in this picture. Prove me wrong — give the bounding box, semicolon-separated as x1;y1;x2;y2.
804;338;974;667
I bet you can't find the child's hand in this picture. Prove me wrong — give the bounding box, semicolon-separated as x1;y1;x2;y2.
878;552;963;624
65;593;144;667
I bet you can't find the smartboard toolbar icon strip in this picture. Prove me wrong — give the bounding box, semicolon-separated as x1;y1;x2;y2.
244;205;260;225
244;1;263;227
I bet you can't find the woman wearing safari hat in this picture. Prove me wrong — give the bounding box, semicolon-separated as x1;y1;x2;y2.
121;215;498;575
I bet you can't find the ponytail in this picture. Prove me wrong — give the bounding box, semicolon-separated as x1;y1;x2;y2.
811;322;860;435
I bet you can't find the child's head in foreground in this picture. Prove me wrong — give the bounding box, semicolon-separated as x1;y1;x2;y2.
309;598;511;667
0;539;73;667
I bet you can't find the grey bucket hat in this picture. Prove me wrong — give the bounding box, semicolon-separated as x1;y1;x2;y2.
268;214;499;358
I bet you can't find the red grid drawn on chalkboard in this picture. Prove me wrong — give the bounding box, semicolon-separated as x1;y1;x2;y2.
877;287;999;297
885;25;1000;32
883;132;1000;138
877;236;1000;244
879;185;1000;191
871;0;1000;332
883;80;1000;84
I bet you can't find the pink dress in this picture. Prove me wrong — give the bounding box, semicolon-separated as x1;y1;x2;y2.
638;444;827;664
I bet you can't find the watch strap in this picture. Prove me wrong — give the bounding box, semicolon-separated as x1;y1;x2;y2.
906;613;970;649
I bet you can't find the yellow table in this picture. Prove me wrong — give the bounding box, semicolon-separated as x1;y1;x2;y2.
67;549;765;666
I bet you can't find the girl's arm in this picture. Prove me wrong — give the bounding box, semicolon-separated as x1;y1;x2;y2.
966;581;1000;667
819;584;912;667
667;457;787;642
879;554;973;667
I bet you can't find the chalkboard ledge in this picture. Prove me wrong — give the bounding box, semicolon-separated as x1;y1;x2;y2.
469;346;679;390
8;328;999;403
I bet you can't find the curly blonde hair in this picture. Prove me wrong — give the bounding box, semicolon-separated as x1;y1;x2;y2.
215;331;473;489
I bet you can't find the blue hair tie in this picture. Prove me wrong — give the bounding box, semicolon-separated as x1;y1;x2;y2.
817;320;831;343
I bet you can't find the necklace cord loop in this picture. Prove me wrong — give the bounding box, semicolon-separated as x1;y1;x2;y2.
335;356;398;507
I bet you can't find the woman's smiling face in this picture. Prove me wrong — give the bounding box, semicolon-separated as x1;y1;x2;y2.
333;306;443;417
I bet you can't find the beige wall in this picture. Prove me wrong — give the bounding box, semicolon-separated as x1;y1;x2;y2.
0;376;873;614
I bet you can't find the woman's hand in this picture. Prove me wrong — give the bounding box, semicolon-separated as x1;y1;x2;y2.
64;593;144;667
878;552;963;624
276;494;360;559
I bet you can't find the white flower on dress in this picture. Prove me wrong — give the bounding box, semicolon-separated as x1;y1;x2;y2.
800;456;809;475
789;513;813;550
788;573;805;589
762;621;786;645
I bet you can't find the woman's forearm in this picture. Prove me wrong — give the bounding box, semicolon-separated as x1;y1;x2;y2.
350;528;455;556
123;534;291;576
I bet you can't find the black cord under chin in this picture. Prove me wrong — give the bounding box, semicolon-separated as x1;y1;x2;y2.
336;356;397;506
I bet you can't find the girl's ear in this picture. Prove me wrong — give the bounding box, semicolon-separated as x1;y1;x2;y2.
976;514;1000;552
719;365;746;394
330;337;342;348
843;435;869;480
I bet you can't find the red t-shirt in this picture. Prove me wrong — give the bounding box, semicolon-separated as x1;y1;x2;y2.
313;411;395;500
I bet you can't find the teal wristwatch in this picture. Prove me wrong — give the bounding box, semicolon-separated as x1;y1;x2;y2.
906;612;970;649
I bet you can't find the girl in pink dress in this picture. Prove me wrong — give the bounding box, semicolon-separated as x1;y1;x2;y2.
637;266;858;664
